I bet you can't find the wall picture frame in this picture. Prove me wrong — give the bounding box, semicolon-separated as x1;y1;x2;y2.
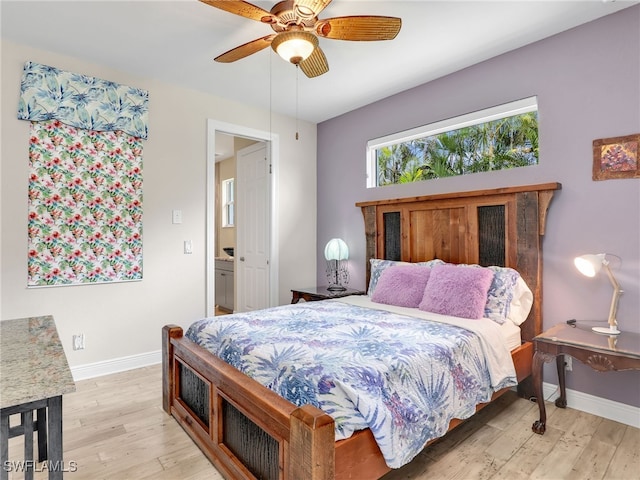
592;133;640;181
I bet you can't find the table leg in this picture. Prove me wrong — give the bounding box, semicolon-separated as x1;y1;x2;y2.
22;410;34;480
555;354;568;408
47;396;63;480
37;407;48;462
0;411;9;480
291;292;301;304
532;349;550;434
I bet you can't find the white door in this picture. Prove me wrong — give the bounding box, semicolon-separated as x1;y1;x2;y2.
236;142;270;312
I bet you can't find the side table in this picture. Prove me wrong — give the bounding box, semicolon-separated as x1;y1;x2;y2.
1;316;76;479
291;286;365;304
531;322;640;435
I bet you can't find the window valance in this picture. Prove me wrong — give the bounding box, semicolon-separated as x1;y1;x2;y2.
17;61;149;139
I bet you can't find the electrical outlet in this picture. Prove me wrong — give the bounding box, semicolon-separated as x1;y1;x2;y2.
564;356;572;371
73;333;85;351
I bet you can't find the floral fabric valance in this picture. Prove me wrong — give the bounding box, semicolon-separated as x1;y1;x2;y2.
18;61;149;139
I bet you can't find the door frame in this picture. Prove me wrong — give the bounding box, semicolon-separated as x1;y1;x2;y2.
206;119;280;316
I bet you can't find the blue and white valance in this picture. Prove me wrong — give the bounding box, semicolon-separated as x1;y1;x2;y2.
17;61;149;139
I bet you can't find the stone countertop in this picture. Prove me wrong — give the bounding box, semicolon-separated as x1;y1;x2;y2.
215;257;233;262
0;315;76;409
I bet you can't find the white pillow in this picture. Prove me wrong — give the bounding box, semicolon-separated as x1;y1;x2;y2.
507;275;533;326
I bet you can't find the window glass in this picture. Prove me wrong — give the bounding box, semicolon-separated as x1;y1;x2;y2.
222;178;234;227
367;97;538;188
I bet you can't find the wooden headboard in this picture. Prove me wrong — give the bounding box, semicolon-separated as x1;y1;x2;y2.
356;183;561;343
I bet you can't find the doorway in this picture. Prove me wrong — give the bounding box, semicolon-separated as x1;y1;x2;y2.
206;119;279;316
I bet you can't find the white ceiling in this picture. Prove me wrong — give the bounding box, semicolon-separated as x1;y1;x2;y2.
1;1;637;125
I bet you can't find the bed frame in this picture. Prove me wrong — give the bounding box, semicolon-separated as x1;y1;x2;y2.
162;182;560;480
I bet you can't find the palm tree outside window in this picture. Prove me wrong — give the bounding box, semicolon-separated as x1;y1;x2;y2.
366;97;538;187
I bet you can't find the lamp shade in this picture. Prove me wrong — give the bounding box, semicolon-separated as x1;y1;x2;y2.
574;253;606;277
574;252;622;335
324;238;349;261
271;31;318;65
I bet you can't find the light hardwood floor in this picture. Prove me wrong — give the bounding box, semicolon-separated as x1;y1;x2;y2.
6;365;639;479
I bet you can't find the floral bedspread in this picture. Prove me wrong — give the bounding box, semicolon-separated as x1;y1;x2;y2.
186;300;517;468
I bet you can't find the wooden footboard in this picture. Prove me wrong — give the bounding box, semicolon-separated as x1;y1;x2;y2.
163;325;534;480
163;324;338;480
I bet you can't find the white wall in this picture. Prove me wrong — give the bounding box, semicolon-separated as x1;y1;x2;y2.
1;40;317;370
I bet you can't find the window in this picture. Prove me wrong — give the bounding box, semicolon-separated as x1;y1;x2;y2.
221;178;234;227
366;97;538;188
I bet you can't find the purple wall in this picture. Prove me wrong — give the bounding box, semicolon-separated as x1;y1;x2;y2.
317;7;639;407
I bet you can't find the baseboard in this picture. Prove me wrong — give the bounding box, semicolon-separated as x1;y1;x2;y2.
543;381;639;429
71;350;161;381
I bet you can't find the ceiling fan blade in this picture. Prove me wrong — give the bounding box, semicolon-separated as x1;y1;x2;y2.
299;46;329;78
199;0;276;23
214;35;275;63
316;16;401;41
295;0;332;17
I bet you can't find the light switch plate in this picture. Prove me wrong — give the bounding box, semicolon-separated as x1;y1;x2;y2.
172;210;182;224
184;240;193;254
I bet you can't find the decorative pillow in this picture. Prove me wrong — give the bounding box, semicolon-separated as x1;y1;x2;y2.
367;258;444;296
368;259;407;296
506;275;533;326
484;266;533;325
371;265;432;308
419;264;494;319
440;263;533;325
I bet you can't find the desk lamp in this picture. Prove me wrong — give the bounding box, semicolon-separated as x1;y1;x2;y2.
325;238;349;291
574;253;623;335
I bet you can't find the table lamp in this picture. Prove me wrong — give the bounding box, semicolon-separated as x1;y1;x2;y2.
574;253;623;335
324;238;349;291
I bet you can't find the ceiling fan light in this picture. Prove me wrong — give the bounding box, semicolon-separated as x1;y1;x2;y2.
271;31;317;65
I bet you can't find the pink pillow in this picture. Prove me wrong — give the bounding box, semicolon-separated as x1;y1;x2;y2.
419;264;494;319
371;265;432;308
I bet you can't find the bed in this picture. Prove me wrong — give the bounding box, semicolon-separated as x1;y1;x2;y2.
162;182;560;480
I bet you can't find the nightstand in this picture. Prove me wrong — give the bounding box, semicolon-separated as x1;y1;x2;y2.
291;286;365;304
531;322;640;435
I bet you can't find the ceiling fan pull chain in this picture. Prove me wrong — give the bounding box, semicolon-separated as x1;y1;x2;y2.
269;47;273;143
295;65;300;141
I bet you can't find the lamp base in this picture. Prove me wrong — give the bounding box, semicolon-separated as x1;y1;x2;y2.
327;285;347;292
592;326;621;335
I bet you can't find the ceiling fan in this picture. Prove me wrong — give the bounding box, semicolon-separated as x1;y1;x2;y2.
200;0;402;78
